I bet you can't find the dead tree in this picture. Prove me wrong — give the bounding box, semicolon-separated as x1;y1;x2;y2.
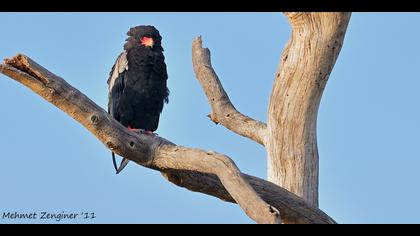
0;12;351;224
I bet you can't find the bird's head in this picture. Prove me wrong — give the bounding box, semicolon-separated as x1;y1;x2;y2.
124;25;163;51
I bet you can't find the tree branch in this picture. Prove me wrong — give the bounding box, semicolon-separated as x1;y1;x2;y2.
192;37;267;146
0;53;334;224
0;54;279;224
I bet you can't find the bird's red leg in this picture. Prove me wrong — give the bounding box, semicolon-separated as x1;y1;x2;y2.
127;125;154;135
127;125;141;133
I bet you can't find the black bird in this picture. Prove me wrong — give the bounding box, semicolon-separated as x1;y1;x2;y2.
107;25;169;174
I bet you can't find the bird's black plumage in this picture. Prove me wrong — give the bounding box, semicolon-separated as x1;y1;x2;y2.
107;25;169;174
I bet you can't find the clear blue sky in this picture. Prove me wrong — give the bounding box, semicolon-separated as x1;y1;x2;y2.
0;12;419;224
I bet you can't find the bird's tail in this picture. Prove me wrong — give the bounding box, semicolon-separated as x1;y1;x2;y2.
112;152;118;173
112;152;130;174
116;158;130;174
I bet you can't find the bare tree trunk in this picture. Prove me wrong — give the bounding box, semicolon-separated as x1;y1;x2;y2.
267;13;351;206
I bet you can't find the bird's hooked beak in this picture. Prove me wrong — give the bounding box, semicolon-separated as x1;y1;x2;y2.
140;37;154;47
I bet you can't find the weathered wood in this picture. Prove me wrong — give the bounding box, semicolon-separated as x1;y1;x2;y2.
0;53;335;224
192;37;267;146
267;12;352;206
154;146;280;224
164;171;335;224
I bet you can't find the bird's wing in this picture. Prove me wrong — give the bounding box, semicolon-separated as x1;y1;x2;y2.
107;51;128;93
107;52;128;117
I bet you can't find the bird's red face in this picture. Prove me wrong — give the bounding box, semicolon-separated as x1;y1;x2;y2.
140;37;154;47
